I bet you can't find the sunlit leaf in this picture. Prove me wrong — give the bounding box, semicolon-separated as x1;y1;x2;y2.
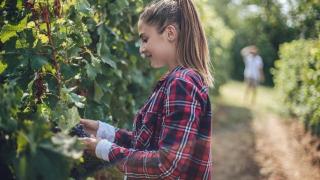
0;61;7;74
57;106;81;130
17;131;29;155
0;16;28;43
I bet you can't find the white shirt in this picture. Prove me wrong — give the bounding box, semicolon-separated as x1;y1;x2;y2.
95;121;116;161
95;121;128;180
244;54;263;80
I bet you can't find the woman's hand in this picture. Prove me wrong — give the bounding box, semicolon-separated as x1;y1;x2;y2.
80;119;99;136
80;135;99;156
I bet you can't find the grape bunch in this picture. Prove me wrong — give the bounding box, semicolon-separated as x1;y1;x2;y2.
33;72;47;104
69;124;113;179
69;124;89;138
69;124;112;179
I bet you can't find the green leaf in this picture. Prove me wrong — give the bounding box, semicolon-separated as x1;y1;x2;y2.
0;15;28;43
16;0;23;10
85;51;103;80
101;56;117;69
17;131;29;155
61;86;86;108
0;61;7;74
85;63;97;80
0;1;5;8
110;0;129;15
69;93;86;108
117;0;129;9
17;156;27;180
97;26;117;69
91;56;102;73
94;81;103;103
75;0;93;16
57;106;81;130
60;63;78;80
30;55;49;70
66;107;81;128
27;76;36;94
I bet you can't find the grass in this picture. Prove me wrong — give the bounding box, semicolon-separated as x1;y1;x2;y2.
213;80;288;117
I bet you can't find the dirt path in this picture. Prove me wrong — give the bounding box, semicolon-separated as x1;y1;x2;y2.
254;114;320;180
211;82;320;180
212;104;261;180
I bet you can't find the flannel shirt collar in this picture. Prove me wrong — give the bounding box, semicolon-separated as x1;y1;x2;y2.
158;65;184;82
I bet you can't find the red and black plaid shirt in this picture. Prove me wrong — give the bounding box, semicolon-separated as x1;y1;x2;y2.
108;65;212;179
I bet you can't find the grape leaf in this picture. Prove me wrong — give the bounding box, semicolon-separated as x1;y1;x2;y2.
75;0;93;16
94;81;103;103
85;63;97;80
57;106;81;130
0;61;7;74
30;55;49;70
0;16;28;43
97;26;117;69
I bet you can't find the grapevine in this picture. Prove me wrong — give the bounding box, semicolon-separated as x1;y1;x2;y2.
0;0;152;179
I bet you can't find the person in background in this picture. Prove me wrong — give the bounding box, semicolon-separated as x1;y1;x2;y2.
241;45;264;105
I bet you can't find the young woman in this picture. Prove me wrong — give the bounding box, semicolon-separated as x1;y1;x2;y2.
80;0;213;179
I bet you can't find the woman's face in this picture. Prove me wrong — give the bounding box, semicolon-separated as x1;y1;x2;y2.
138;20;178;69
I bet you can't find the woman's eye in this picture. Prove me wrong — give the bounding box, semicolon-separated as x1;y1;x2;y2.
142;38;148;43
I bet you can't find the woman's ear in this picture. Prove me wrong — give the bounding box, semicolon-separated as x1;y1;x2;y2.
165;24;178;42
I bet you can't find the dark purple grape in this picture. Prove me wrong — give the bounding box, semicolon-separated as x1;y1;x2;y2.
69;124;113;178
69;124;89;137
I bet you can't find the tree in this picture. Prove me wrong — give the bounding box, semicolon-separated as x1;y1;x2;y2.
209;0;298;85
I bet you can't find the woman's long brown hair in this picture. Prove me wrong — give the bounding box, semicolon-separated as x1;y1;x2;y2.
139;0;214;87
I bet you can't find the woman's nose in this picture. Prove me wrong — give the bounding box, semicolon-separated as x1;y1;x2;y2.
139;44;146;55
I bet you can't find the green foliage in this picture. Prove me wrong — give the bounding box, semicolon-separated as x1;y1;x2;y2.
273;39;320;136
195;0;234;95
210;0;302;85
0;0;151;178
287;0;320;39
0;82;83;180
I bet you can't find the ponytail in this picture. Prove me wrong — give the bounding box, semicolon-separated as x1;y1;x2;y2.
140;0;214;87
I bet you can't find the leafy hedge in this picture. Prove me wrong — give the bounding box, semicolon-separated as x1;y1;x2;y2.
273;39;320;136
0;0;150;179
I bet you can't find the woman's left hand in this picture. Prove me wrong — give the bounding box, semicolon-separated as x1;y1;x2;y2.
80;136;99;156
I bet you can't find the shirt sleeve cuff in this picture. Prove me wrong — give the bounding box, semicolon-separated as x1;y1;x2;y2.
95;139;113;161
96;121;116;142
